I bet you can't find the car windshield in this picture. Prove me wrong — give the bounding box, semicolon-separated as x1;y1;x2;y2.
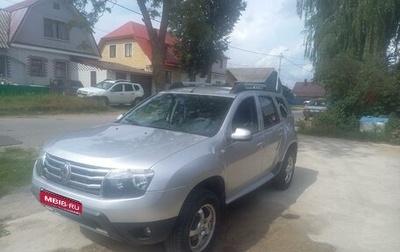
95;81;115;90
120;93;233;137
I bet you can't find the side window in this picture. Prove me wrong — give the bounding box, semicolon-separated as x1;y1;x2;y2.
258;96;278;129
134;85;140;91
279;105;288;119
232;97;258;133
111;84;123;92
275;97;288;119
124;84;133;92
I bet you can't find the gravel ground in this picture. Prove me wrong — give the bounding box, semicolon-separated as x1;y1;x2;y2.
0;114;399;252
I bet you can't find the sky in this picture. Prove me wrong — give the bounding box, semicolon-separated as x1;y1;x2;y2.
0;0;314;89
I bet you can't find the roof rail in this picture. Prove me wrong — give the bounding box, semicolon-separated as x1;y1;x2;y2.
168;81;214;90
230;82;278;94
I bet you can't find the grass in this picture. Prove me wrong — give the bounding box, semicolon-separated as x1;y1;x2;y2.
0;148;39;198
0;94;126;198
0;94;112;116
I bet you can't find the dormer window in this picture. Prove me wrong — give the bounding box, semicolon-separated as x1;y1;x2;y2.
110;45;116;58
53;2;60;10
125;43;132;57
44;18;69;41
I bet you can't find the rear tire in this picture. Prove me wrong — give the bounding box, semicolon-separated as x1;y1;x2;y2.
165;189;220;252
273;150;296;190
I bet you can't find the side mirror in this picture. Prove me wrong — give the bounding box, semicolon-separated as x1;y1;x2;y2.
116;113;124;121
231;128;252;141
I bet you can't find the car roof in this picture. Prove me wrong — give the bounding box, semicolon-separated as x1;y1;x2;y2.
163;83;282;98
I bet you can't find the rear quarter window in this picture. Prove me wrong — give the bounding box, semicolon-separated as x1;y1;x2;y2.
258;95;278;128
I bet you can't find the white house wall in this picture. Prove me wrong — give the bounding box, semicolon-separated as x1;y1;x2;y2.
76;63;110;87
8;47;70;85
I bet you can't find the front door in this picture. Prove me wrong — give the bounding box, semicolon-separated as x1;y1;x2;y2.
224;96;264;200
257;95;282;174
0;55;7;79
54;61;68;93
108;83;124;104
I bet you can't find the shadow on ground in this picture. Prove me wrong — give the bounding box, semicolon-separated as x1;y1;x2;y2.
78;166;336;252
214;166;336;252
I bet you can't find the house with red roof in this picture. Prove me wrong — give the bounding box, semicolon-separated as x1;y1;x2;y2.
98;21;229;89
98;21;181;89
0;0;101;93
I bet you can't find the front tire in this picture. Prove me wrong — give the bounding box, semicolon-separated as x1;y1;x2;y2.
272;150;296;190
165;189;221;252
131;97;142;107
97;96;109;106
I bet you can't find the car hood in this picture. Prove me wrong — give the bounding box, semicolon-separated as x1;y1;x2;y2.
44;124;208;170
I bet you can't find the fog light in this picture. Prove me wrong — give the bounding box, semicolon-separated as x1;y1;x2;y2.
145;227;152;236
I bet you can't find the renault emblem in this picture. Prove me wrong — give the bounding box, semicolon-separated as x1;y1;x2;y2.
61;162;71;183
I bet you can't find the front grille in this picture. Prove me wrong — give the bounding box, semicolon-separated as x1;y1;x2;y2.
42;154;110;195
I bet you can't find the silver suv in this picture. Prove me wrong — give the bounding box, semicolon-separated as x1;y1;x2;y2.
77;79;144;105
32;84;298;252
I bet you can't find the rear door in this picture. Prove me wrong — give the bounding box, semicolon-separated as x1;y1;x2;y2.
257;94;284;175
123;83;135;103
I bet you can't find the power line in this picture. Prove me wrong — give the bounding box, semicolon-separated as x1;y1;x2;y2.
229;45;279;57
108;0;141;16
108;0;161;23
100;2;312;74
283;56;313;73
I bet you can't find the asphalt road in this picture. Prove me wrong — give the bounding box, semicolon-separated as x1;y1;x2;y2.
0;113;399;252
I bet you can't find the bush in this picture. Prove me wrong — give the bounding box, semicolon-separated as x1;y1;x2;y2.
323;53;400;118
296;111;400;145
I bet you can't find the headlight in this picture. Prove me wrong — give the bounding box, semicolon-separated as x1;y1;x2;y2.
101;169;154;198
34;152;46;176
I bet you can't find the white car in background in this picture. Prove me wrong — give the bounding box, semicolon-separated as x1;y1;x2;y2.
77;79;144;106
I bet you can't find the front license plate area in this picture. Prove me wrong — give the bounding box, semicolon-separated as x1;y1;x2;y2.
40;189;82;215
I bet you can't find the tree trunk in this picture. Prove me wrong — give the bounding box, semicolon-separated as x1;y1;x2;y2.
137;0;173;93
206;63;212;83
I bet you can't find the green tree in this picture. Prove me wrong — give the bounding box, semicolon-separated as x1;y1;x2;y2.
297;0;400;76
296;0;400;117
170;0;246;82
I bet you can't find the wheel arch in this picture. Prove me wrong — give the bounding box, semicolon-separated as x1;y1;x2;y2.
180;176;226;215
286;142;298;163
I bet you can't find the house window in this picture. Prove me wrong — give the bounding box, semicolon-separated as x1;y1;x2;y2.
29;57;47;77
125;43;132;57
110;45;116;58
44;18;69;40
54;61;67;79
165;71;172;84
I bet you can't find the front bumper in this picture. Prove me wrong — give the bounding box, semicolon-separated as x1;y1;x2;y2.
31;159;186;246
31;185;177;245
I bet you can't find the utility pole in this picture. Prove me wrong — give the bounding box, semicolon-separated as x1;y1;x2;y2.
275;53;283;92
